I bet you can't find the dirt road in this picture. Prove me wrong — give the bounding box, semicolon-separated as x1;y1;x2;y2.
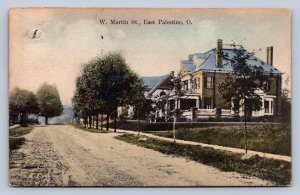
9;125;273;186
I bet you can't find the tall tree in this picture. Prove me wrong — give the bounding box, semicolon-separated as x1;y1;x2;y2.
9;87;39;126
37;83;63;125
171;76;185;143
219;48;265;153
131;83;154;135
73;52;144;132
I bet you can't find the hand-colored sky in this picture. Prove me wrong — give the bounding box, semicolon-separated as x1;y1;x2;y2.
9;8;291;105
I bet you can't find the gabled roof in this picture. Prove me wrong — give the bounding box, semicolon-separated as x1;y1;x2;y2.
181;48;281;75
140;73;173;95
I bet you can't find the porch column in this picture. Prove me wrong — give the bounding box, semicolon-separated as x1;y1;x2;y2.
196;97;200;109
175;98;180;110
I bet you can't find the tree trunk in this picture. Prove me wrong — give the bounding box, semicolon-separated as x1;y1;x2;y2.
84;117;87;128
138;109;141;136
96;114;99;129
88;115;92;129
173;117;176;143
114;108;117;132
100;114;103;130
92;115;95;128
106;114;109;131
244;97;248;153
45;116;48;125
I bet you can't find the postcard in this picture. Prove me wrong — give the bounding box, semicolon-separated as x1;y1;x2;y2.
9;8;291;186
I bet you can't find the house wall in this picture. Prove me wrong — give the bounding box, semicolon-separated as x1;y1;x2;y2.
200;71;231;109
199;71;281;115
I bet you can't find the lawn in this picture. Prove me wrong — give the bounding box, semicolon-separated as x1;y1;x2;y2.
116;133;291;186
9;126;34;150
155;124;291;156
70;123;108;133
9;126;34;137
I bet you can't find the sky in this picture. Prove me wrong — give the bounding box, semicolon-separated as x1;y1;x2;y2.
9;8;291;105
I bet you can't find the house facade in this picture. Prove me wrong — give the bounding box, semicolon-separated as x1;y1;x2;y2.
127;39;282;121
176;39;282;117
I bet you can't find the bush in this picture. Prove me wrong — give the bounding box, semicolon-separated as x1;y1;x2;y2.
9;137;26;150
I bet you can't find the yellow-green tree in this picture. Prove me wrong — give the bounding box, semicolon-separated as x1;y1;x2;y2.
37;83;63;125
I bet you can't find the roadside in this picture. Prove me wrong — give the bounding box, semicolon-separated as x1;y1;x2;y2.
9;125;273;186
107;128;291;162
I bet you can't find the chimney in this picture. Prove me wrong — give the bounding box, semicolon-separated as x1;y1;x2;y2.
266;46;273;66
216;39;223;67
188;54;193;61
171;71;175;76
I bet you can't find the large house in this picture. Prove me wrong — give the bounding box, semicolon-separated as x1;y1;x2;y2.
176;39;282;117
133;39;282;121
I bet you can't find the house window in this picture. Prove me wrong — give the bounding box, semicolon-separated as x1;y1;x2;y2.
264;100;269;113
182;80;188;91
206;76;214;88
195;78;200;89
271;101;273;113
262;80;269;91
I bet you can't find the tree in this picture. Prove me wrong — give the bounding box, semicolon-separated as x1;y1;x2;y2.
219;48;265;153
73;52;144;132
131;83;154;135
279;88;291;124
37;83;63;125
171;76;185;143
9;87;39;126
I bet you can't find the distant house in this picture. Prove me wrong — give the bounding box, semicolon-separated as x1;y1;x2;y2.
177;39;282;117
140;72;175;98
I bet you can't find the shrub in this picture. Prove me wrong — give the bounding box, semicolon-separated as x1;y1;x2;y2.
9;137;26;150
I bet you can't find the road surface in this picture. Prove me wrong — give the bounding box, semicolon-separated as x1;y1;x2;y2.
9;125;272;186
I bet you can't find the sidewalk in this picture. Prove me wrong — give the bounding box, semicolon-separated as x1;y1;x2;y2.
108;128;292;162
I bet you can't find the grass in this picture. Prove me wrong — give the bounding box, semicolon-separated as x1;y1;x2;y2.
70;123;108;133
9;126;34;150
9;126;34;137
116;133;291;186
113;121;270;132
155;124;291;156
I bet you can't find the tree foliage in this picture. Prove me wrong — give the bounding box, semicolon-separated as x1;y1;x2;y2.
9;87;39;125
73;52;145;131
219;48;265;118
37;83;63;124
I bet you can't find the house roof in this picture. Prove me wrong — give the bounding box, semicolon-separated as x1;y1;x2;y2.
140;73;173;95
181;60;195;72
181;48;281;75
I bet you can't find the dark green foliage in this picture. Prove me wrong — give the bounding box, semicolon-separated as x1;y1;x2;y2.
117;134;291;185
156;124;291;156
9;137;26;150
279;88;291;124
